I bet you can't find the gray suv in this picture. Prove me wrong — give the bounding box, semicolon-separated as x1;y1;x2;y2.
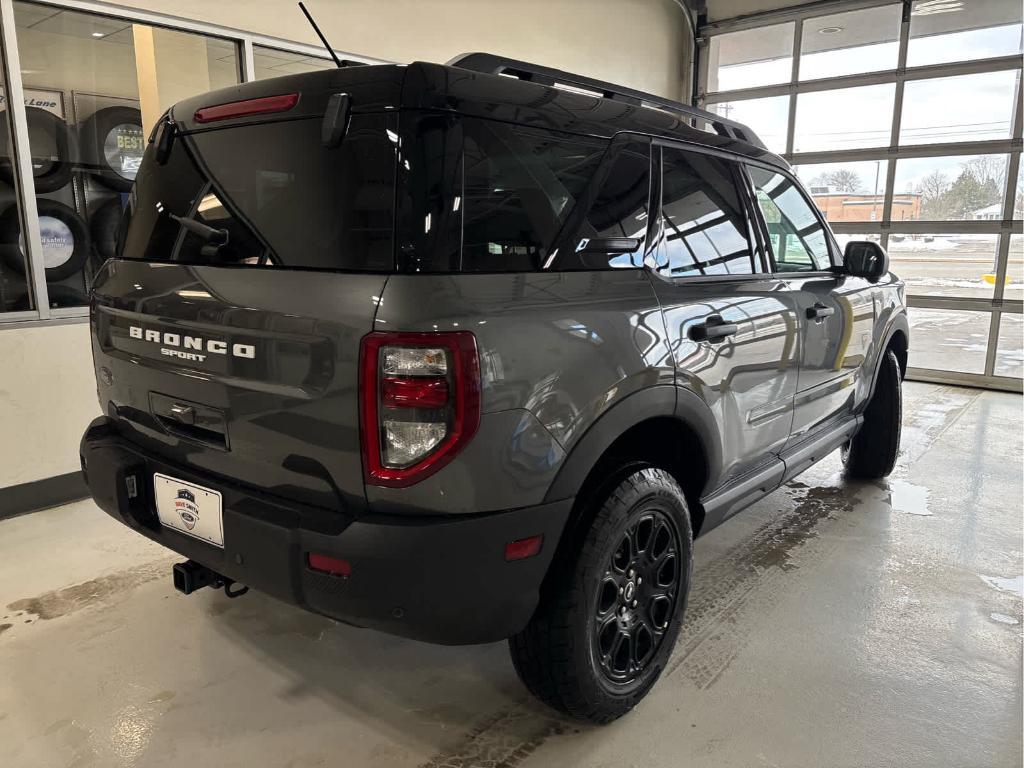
80;54;908;723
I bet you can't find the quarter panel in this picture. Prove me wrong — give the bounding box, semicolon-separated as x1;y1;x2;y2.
374;271;674;443
365;408;565;514
371;270;673;513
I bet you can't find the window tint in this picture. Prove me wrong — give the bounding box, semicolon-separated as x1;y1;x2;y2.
177;187;267;265
122;114;397;270
562;142;650;269
747;166;831;272
658;146;756;277
121;132;204;262
460;121;605;271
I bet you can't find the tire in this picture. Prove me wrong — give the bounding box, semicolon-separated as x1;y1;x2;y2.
0;199;91;282
0;107;73;193
79;106;144;191
843;349;902;479
509;466;693;723
90;197;123;262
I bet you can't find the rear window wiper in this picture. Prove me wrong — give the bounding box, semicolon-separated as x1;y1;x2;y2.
171;213;229;256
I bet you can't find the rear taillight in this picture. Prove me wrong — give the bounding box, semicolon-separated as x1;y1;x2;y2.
193;93;299;124
359;332;480;487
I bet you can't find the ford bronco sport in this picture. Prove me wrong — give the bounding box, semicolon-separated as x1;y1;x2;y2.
80;53;908;723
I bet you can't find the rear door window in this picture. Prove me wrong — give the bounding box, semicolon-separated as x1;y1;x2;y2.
120;113;397;270
657;145;758;277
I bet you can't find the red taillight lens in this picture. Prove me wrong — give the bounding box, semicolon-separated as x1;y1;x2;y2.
359;332;480;487
381;376;449;409
194;93;299;124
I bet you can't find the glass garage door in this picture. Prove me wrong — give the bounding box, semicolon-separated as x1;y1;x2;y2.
699;0;1023;391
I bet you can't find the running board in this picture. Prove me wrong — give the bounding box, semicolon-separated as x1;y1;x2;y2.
698;416;861;536
779;416;862;486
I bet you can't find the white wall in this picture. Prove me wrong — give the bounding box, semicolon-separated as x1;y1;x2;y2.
0;322;98;488
123;0;693;100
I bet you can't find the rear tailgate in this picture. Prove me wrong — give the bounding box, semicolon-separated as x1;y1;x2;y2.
91;69;401;513
92;262;385;512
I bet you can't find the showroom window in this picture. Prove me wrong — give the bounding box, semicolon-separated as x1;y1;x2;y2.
0;1;376;324
2;2;241;313
700;0;1024;391
252;45;335;80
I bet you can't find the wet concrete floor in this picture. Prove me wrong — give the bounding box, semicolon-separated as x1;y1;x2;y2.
0;382;1020;767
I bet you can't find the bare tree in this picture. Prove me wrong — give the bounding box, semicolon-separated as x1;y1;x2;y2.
915;170;950;200
962;155;1006;187
915;170;952;219
810;169;864;193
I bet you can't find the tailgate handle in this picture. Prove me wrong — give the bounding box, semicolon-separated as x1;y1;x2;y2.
169;404;196;425
150;392;228;450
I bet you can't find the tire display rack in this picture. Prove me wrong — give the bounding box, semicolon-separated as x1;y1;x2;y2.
0;87;142;312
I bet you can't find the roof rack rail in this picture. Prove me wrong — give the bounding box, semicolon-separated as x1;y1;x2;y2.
447;52;765;150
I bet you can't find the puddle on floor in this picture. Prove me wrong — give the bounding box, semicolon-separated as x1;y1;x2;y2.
978;574;1024;599
990;612;1020;626
888;479;932;516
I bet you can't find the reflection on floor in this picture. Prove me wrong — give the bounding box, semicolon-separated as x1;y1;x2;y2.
1;382;1021;768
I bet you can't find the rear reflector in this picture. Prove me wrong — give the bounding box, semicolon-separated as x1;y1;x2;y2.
194;93;299;124
307;553;351;577
505;535;543;562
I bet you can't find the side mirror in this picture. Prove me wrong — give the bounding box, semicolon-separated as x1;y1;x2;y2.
843;240;889;282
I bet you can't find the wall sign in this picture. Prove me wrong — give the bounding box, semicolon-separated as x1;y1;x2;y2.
0;87;65;118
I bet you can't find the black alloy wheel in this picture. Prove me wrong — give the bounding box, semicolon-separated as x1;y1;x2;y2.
509;466;693;723
593;508;680;686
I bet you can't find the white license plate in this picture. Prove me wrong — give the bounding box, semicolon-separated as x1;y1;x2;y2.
154;473;224;548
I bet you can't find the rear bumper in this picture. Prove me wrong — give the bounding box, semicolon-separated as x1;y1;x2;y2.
80;416;571;645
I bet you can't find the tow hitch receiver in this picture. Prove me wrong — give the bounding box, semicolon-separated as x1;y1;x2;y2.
172;560;249;598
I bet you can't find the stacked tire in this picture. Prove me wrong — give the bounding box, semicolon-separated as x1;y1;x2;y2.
0;199;90;282
0;105;140;308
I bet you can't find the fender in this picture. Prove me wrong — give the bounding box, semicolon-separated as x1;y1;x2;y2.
543;384;722;503
861;310;909;411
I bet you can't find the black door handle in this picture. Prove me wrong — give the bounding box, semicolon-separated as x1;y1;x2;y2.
690;315;738;343
806;302;835;320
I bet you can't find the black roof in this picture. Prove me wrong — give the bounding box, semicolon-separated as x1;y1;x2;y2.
171;57;785;168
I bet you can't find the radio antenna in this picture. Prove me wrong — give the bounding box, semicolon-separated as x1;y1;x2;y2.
298;2;343;68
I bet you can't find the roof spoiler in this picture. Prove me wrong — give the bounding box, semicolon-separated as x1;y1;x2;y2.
447;52;765;150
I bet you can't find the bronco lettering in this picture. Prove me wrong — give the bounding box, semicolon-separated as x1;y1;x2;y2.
129;325;255;360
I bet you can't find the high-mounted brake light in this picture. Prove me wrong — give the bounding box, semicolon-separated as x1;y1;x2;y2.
193;93;299;124
360;332;480;487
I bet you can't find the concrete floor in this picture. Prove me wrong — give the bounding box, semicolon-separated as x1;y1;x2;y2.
1;382;1021;768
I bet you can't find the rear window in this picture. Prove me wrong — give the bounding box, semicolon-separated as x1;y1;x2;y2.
398;115;607;272
120;113;396;271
